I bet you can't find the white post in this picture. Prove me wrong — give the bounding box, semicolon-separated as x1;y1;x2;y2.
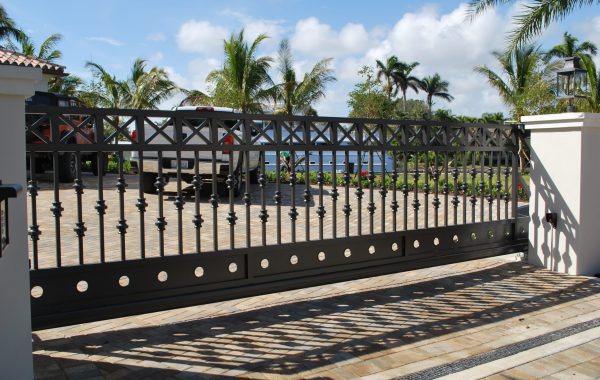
0;65;42;379
522;112;600;276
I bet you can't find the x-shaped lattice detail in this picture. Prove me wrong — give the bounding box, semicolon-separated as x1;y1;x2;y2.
58;114;95;144
26;114;51;144
181;118;211;145
143;117;175;144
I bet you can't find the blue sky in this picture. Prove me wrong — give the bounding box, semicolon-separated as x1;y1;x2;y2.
5;0;600;116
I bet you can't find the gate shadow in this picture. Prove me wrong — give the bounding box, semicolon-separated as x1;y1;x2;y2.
33;261;600;378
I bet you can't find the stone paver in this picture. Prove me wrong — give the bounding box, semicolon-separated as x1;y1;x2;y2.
33;255;600;379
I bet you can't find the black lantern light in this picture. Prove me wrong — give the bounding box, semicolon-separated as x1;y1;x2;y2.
0;181;22;258
556;56;588;112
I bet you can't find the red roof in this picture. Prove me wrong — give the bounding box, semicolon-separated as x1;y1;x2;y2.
0;48;67;76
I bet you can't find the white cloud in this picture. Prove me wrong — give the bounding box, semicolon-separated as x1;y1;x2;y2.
163;66;188;88
87;36;124;46
303;4;515;117
291;17;373;58
177;20;228;54
188;57;221;92
146;32;166;42
219;9;284;48
149;51;164;63
244;19;284;46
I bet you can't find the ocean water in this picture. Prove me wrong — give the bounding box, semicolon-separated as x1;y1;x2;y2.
263;151;394;173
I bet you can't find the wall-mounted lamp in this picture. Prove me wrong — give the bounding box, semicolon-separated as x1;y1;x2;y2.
0;180;22;257
545;212;558;229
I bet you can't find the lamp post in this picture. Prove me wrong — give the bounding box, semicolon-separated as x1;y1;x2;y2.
556;56;588;112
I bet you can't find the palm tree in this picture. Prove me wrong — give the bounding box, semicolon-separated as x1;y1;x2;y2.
85;59;178;110
0;5;22;47
474;45;554;170
7;33;62;62
418;73;454;116
120;58;178;109
394;61;422;112
474;44;546;118
207;29;273;113
579;55;600;112
48;75;83;97
179;89;210;106
271;39;336;115
84;61;127;109
376;56;401;100
468;0;600;50
545;31;597;61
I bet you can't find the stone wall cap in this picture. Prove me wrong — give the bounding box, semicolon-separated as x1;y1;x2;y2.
521;112;600;130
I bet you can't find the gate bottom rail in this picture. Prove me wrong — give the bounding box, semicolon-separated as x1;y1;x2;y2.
30;217;529;330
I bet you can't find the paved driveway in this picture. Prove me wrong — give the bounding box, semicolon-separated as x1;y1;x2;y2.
32;255;600;379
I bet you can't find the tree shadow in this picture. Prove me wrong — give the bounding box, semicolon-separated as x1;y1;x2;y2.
33;261;600;378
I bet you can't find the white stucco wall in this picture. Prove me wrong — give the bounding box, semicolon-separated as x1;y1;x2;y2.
523;113;600;275
0;64;42;379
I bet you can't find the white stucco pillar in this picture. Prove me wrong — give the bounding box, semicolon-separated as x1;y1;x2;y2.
0;65;42;379
522;112;600;276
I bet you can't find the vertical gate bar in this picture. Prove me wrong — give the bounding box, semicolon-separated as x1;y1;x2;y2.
423;147;429;228
174;116;185;255
487;151;494;222
227;146;236;250
470;150;477;223
433;153;439;228
452;149;459;225
259;148;268;246
391;147;398;232
244;119;251;248
135;115;146;259
156;151;166;256
443;150;449;226
496;150;502;221
504;151;510;219
50;112;63;267
74;151;85;264
403;150;408;231
94;115;106;263
116;151;128;260
330;123;338;239
304;121;311;241
192;150;203;253
210;118;218;252
462;150;467;224
380;124;387;234
479;149;485;222
343;150;350;237
511;148;518;219
368;150;375;235
412;152;420;230
289;145;297;243
356;123;364;235
317;150;324;240
28;153;40;270
274;121;282;245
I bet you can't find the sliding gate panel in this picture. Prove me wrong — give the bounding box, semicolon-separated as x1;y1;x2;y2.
25;106;528;330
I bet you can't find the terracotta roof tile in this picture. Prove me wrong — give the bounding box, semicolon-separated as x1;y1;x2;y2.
0;48;67;76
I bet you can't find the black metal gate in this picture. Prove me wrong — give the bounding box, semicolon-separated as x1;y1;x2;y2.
25;106;528;330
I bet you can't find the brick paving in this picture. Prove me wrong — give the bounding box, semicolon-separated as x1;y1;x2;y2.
32;255;600;379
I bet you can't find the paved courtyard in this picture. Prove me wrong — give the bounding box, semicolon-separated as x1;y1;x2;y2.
33;255;600;379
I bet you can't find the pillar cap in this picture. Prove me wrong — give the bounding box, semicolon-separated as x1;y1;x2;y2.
0;65;42;98
521;113;600;130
